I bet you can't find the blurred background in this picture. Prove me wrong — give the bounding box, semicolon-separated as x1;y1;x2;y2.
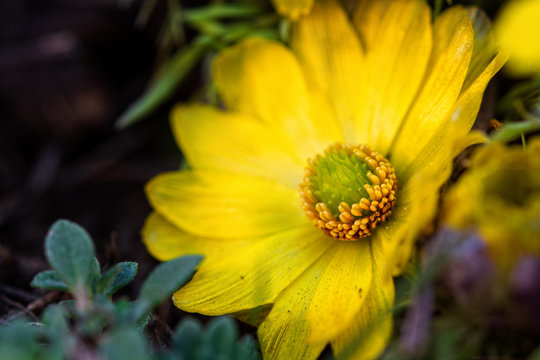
1;0;538;356
0;0;188;316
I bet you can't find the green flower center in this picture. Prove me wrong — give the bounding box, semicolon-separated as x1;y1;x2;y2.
299;143;398;241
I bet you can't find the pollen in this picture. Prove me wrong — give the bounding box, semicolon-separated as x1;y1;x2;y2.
299;143;398;241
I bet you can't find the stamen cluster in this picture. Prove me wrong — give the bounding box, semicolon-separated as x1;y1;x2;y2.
300;143;398;241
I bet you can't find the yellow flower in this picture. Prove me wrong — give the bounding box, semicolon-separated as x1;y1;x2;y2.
272;0;314;20
443;139;540;277
495;0;540;76
143;0;506;358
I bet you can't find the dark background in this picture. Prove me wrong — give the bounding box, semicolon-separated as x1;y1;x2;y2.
0;0;195;322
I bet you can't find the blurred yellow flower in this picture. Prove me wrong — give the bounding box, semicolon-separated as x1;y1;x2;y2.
495;0;540;76
443;140;540;276
272;0;314;20
143;0;505;358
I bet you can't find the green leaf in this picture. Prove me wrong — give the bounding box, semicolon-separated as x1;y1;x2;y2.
41;305;68;333
31;270;69;291
100;328;151;360
44;220;95;290
491;119;540;142
173;317;203;354
0;320;40;360
136;310;152;332
115;38;211;129
97;262;138;297
58;300;77;316
183;4;265;23
89;256;102;295
207;317;238;354
139;255;202;308
235;336;261;360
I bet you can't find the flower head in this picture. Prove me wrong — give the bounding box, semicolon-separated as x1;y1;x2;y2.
495;0;540;76
272;0;314;20
143;0;505;358
443;139;540;276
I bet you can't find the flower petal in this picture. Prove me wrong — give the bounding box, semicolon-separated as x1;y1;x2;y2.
401;50;507;180
212;37;342;161
146;171;306;239
258;242;373;359
173;225;332;315
290;0;366;144
495;0;540;76
371;164;448;278
142;212;227;261
171;104;303;188
353;0;432;154
393;7;507;180
305;241;373;343
331;257;395;360
257;254;328;360
272;0;314;20
390;6;474;174
463;7;499;90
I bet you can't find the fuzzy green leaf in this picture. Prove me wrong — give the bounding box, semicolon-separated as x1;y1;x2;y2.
41;305;69;333
139;255;202;308
31;270;69;291
98;262;138;297
100;328;151;360
235;336;261;360
44;220;95;290
173;317;203;354
207;317;238;354
0;320;40;360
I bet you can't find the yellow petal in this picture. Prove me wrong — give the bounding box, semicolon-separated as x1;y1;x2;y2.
390;6;474;174
495;0;540;76
463;7;499;90
212;37;342;161
146;171;306;239
387;133;489;276
272;0;314;20
258;242;373;359
142;212;227;261
373;164;448;278
171;104;303;188
305;241;372;343
173;225;332;315
353;0;432;154
331;256;395;360
257;253;328;360
290;0;365;144
402;50;507;180
401;8;506;178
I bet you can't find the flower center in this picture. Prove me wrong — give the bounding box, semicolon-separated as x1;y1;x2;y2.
299;143;398;241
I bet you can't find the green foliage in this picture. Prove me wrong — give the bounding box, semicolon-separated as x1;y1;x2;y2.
161;316;260;360
30;270;69;291
44;219;95;291
491;118;540;143
0;219;260;360
116;1;280;128
101;328;151;360
493;77;540;143
116;40;210;129
97;262;138;297
139;255;201;308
